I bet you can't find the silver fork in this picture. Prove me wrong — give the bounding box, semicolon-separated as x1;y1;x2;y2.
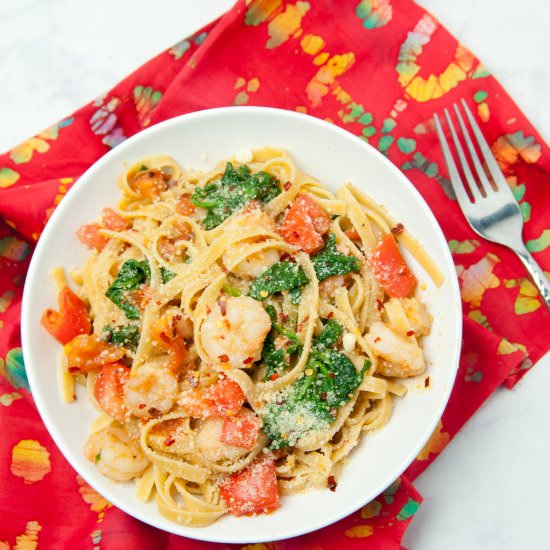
434;99;550;311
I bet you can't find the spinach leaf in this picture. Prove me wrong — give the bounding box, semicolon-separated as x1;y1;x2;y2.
289;286;302;305
313;319;343;349
102;324;140;352
262;305;302;381
249;261;309;301
105;259;150;319
160;266;176;284
262;335;288;381
191;162;281;229
312;234;360;282
262;335;366;449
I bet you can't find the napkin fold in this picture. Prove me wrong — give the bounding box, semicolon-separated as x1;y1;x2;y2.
1;0;549;548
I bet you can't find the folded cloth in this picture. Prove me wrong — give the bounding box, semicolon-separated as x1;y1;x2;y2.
1;0;549;548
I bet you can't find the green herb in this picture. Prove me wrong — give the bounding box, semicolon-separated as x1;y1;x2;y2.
312;234;360;282
94;452;101;464
191;162;281;229
222;284;242;297
105;259;150;319
139;164;148;171
102;324;140;352
249;261;308;301
262;321;365;449
160;266;176;284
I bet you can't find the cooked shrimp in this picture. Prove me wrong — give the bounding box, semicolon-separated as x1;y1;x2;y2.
222;244;280;278
124;365;179;418
201;296;271;369
195;417;252;463
364;321;425;378
83;425;148;481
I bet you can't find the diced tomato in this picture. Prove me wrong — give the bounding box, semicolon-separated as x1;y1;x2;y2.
131;169;168;198
76;223;109;251
94;362;130;422
41;286;92;345
204;377;245;416
157;237;176;262
221;412;262;449
64;334;125;373
370;234;417;298
176;194;196;216
101;207;129;231
280;194;330;254
178;387;211;417
220;457;280;516
179;377;245;418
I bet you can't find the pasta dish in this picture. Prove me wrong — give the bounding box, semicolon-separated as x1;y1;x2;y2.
41;148;442;526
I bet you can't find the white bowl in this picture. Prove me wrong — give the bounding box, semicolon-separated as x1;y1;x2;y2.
21;107;462;543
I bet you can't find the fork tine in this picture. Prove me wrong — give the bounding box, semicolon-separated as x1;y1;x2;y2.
453;103;493;195
442;108;484;202
433;113;472;208
460;99;510;191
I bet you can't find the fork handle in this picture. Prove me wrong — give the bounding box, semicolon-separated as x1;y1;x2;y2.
514;246;550;311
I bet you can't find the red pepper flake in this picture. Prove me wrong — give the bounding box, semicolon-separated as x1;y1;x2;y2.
218;300;227;316
406;330;415;337
164;436;175;447
327;311;334;319
68;366;79;374
327;475;337;492
138;403;146;409
221;264;228;274
280;253;291;262
283;181;292;191
279;312;288;322
328;372;335;379
374;337;381;343
218;354;229;363
376;299;384;311
424;376;430;388
269;373;279;381
243;357;254;365
391;223;405;236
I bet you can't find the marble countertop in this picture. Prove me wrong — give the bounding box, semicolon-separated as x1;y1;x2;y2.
1;1;549;548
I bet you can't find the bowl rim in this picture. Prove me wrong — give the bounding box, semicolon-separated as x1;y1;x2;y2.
21;105;462;543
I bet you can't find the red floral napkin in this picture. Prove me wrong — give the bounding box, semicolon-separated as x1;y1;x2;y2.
1;0;549;548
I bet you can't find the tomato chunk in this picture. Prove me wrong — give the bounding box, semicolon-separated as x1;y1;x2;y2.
77;223;109;251
280;194;330;254
41;286;91;345
179;377;245;418
101;207;129;231
204;378;246;416
220;457;280;516
64;334;125;373
94;362;130;422
220;412;262;449
131;169;168;198
370;234;417;298
176;194;196;216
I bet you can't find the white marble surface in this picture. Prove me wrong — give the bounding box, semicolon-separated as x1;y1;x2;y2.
1;1;549;548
